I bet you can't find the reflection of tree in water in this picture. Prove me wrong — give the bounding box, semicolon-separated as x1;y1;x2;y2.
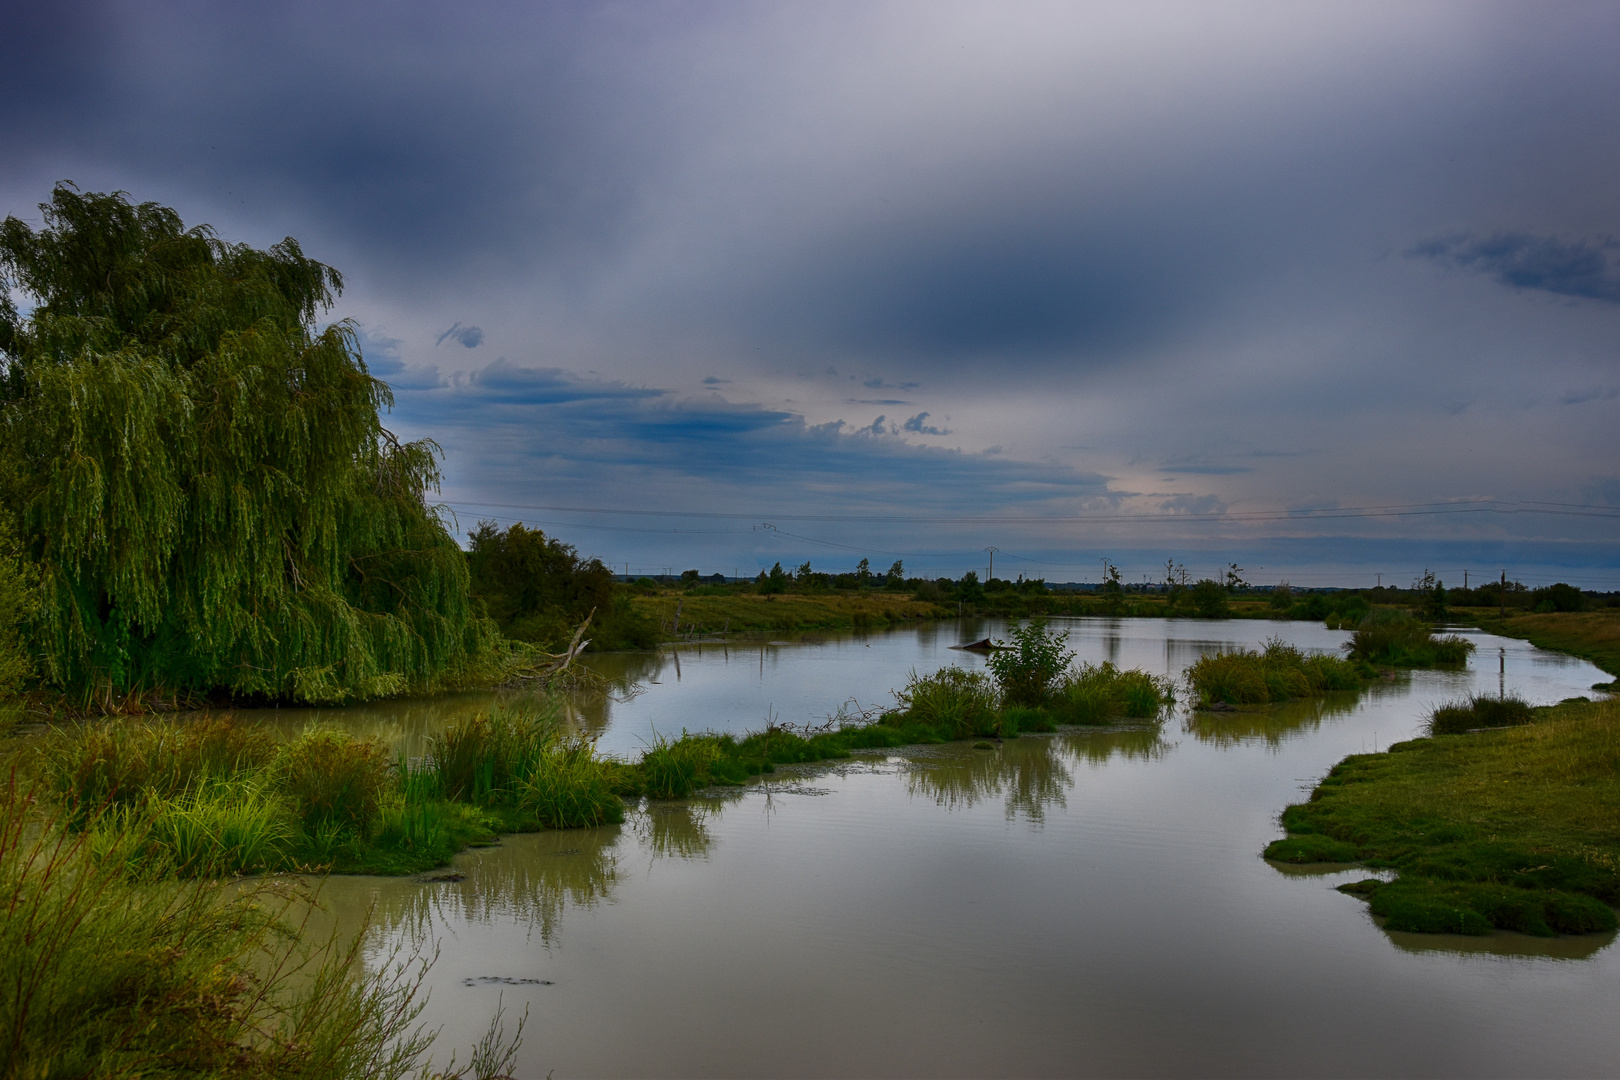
1184;692;1363;749
631;800;720;861
371;827;623;947
907;740;1073;823
564;653;661;738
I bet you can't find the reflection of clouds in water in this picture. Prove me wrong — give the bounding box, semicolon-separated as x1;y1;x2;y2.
370;828;623;948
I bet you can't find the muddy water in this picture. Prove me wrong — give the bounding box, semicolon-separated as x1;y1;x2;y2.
292;619;1616;1077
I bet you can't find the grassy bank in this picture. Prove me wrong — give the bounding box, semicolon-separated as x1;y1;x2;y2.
26;627;1176;876
1265;695;1620;937
1464;610;1620;682
633;591;951;635
0;774;524;1078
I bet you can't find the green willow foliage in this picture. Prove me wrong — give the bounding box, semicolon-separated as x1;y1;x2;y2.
0;184;501;705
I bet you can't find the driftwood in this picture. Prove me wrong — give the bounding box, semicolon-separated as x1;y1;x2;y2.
509;609;595;685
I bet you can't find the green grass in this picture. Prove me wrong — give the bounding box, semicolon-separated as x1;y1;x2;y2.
0;775;522;1078
36;704;622;876
1186;638;1368;705
1264;695;1620;936
633;592;950;636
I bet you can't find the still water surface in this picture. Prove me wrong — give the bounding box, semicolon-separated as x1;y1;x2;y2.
281;618;1616;1077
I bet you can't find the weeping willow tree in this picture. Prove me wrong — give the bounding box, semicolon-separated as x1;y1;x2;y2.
0;184;503;706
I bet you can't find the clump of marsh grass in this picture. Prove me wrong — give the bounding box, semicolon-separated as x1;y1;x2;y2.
0;773;525;1078
1347;609;1474;667
427;702;561;804
41;713;278;822
1428;692;1535;735
1049;662;1175;723
421;703;625;827
278;726;393;834
1186;638;1365;706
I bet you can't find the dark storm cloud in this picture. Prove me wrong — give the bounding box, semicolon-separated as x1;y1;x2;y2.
390;360;1115;515
4;3;1619;580
436;323;484;349
1409;232;1620;304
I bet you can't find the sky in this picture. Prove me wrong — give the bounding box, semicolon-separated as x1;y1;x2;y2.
4;1;1619;587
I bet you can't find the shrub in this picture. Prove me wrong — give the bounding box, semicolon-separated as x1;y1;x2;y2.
986;620;1077;707
1186;637;1365;705
893;666;1000;738
1427;693;1534;735
1190;579;1229;618
1050;662;1174;723
1347;610;1475;667
1532;582;1587;613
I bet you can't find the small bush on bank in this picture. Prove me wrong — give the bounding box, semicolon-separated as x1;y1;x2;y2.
1428;693;1535;735
986;620;1076;707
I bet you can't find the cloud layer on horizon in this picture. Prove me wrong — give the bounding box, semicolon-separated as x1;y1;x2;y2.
3;1;1619;583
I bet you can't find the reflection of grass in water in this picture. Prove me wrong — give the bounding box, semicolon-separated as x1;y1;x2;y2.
372;828;623;947
906;740;1072;822
1057;726;1169;765
633;802;716;860
1185;693;1363;749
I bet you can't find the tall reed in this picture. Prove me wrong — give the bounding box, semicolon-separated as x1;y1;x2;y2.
0;773;523;1078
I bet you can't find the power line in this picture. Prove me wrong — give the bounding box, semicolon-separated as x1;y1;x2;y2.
441;497;1620;525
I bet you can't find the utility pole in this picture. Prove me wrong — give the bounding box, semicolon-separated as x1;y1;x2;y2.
1376;573;1381;588
985;546;999;581
1500;570;1507;618
1464;569;1468;590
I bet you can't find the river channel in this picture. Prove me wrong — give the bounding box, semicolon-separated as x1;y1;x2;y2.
279;618;1615;1077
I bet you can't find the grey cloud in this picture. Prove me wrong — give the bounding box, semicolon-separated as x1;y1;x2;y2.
1158;464;1252;476
702;376;731;385
392;361;1116;520
1158;494;1228;516
436;322;485;348
1409;232;1620;304
903;412;949;436
1560;386;1619;405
